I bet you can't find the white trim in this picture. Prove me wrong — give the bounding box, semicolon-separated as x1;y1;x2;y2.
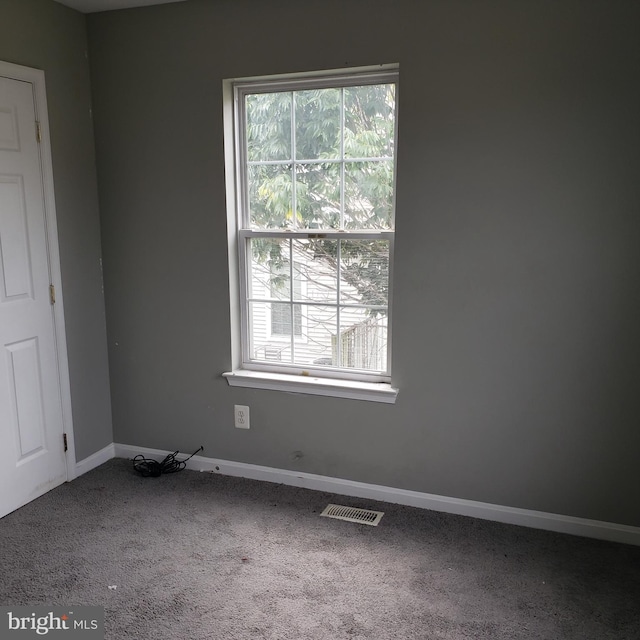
229;67;397;386
114;443;640;547
75;443;115;477
222;369;399;403
223;78;242;371
0;60;77;481
232;66;399;93
238;230;395;239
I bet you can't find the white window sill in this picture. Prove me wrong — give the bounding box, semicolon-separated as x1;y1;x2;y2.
222;370;398;404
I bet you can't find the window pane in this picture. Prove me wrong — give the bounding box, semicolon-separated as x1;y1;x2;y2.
339;239;389;307
271;302;302;336
344;160;394;229
249;301;293;363
295;88;340;161
269;259;292;301
339;307;388;372
292;305;336;368
248;164;293;229
292;239;338;303
248;238;290;300
344;84;395;159
295;163;341;229
246;92;291;162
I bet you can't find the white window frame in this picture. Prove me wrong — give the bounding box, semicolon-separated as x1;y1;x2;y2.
223;66;399;403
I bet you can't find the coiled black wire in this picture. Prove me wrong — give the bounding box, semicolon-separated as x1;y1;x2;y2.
133;446;203;477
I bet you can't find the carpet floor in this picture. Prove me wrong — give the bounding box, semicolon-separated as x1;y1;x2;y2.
1;458;639;639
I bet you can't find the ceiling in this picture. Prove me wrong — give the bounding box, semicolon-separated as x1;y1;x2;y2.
54;0;187;13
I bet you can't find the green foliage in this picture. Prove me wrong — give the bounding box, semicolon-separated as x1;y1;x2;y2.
245;83;395;311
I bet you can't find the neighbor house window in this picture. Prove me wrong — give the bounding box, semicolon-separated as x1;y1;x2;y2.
270;261;303;338
226;66;398;392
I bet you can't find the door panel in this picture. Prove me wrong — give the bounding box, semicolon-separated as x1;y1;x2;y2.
0;105;20;151
0;176;33;300
0;75;67;518
6;338;46;459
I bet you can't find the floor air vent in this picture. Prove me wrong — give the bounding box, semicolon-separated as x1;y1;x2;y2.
320;504;384;526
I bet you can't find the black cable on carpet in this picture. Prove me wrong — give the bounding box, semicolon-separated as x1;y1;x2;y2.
133;446;203;477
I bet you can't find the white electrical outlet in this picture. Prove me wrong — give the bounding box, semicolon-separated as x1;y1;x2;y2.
234;405;250;429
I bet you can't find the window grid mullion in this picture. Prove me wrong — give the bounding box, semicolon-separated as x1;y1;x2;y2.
290;92;296;360
247;156;392;167
337;87;345;367
288;238;294;361
246;297;386;311
291;91;296;232
340;86;345;231
336;239;342;368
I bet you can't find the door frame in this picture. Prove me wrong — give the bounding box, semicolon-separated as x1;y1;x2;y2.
0;59;77;481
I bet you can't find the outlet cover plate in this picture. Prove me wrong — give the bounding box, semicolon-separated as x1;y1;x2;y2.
234;405;250;429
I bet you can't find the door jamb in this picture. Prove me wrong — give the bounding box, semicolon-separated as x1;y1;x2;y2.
0;59;77;481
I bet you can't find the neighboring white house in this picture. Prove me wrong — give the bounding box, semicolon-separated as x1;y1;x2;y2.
248;241;388;373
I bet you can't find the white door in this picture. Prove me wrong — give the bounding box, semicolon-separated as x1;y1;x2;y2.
0;70;68;518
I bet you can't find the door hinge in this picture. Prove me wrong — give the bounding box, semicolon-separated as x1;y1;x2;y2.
35;121;42;143
63;433;68;452
49;284;56;305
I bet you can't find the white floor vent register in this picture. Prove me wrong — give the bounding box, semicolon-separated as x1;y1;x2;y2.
320;504;384;526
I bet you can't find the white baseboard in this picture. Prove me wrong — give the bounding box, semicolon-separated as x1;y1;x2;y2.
113;442;640;546
75;443;116;477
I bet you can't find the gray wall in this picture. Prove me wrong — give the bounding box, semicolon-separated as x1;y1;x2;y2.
0;0;113;461
88;0;640;526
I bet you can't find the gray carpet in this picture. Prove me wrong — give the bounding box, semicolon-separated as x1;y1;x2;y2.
1;458;638;639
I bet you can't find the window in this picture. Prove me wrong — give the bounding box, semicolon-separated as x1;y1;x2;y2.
224;66;399;402
270;261;303;338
